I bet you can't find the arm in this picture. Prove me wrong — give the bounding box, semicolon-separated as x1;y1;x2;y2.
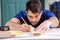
35;10;59;33
5;18;30;32
48;17;59;27
40;10;59;28
35;17;59;33
5;18;22;31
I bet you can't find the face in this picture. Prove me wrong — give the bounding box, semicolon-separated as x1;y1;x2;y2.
26;10;42;25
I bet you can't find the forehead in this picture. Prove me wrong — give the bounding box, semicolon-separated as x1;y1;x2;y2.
27;10;41;16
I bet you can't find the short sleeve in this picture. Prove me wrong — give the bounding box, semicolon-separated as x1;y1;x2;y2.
43;10;56;19
14;11;23;23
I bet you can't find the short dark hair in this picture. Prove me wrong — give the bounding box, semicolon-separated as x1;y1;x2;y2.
26;0;42;13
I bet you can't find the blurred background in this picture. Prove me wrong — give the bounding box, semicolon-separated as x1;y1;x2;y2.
0;0;60;27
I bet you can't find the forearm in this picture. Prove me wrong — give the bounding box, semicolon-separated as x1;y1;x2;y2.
48;17;59;27
5;21;21;31
35;17;59;33
38;17;59;28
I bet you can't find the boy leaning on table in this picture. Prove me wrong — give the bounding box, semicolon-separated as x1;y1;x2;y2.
5;0;59;33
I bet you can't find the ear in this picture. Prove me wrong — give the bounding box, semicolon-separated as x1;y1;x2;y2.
41;10;43;13
26;11;28;14
26;11;28;16
40;10;43;15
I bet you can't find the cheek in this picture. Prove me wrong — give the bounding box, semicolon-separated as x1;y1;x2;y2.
28;17;32;20
37;16;41;21
36;18;39;21
37;16;40;19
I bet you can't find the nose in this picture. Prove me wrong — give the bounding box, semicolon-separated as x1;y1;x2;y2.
32;18;36;22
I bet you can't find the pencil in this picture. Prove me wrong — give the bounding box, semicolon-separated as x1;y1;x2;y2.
21;17;27;24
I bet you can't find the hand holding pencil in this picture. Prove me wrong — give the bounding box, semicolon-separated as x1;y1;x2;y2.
21;17;41;36
21;17;27;24
19;17;30;32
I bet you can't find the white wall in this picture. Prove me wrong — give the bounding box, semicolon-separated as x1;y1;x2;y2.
49;0;60;5
45;0;60;10
0;0;1;26
45;0;49;10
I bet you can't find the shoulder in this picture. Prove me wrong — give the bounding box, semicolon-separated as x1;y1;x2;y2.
42;10;55;15
15;10;26;19
42;10;55;18
14;10;27;24
43;10;52;13
18;10;26;15
15;10;26;17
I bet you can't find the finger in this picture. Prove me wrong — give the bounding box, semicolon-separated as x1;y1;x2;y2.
36;24;44;29
34;28;43;34
36;26;44;31
36;27;45;33
41;27;49;33
44;27;50;32
19;26;29;32
23;25;30;31
20;25;30;32
21;24;30;29
41;27;46;33
12;26;21;31
21;28;29;32
34;28;42;33
34;28;39;32
22;24;30;28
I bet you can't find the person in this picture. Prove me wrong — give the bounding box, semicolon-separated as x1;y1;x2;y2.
5;0;59;33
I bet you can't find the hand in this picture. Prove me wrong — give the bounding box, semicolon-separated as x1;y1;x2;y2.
19;23;31;32
35;20;51;33
9;23;31;32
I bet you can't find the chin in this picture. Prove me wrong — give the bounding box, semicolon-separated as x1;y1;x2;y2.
32;23;37;25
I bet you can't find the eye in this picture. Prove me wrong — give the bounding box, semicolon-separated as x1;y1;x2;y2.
35;15;38;18
29;16;33;18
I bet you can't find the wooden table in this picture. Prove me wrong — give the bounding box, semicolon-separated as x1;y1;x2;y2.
0;28;60;40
